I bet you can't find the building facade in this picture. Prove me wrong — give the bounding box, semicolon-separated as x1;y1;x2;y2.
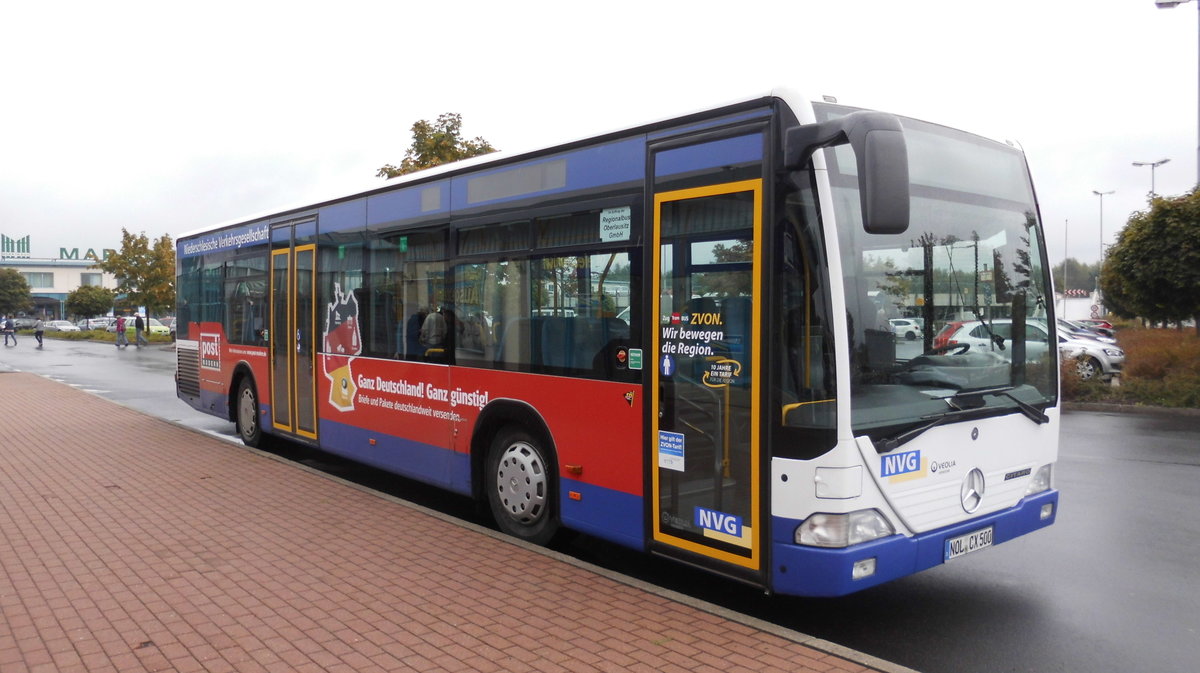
1;235;118;319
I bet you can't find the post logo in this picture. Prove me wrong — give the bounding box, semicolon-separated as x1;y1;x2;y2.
881;449;923;478
199;333;221;370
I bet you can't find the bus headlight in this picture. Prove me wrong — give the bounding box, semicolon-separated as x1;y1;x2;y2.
796;509;895;547
1024;464;1053;496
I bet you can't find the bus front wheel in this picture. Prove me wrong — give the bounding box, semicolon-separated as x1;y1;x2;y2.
236;379;263;447
486;427;559;545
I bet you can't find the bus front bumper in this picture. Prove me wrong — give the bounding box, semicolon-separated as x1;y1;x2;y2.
769;489;1059;597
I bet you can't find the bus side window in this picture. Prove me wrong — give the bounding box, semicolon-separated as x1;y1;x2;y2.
452;258;528;370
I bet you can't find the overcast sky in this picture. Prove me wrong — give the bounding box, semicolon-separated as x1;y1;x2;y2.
1;0;1194;267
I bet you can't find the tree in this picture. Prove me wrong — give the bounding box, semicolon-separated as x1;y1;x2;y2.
376;113;497;178
0;268;33;316
95;229;176;317
1101;188;1200;335
691;240;752;298
67;285;117;318
1052;258;1099;294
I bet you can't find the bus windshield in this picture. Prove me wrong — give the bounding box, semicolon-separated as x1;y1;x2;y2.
820;106;1056;441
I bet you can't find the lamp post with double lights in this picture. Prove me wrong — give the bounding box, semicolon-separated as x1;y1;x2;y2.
1092;189;1115;263
1092;189;1114;302
1155;0;1199;185
1133;158;1171;196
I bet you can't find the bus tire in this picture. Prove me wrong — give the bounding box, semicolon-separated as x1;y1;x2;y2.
236;378;263;447
486;426;559;545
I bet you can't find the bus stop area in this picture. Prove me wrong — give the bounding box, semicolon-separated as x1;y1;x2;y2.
0;372;901;673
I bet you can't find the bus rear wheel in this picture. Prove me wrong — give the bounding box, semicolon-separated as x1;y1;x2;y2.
236;379;263;447
486;427;559;545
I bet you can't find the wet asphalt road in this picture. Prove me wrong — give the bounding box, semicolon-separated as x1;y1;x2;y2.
3;338;1198;673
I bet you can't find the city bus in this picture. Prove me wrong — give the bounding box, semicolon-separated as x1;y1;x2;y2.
176;88;1059;597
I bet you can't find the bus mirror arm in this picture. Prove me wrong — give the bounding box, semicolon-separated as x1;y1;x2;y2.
784;111;910;235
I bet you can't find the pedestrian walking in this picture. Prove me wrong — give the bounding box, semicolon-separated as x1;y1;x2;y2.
115;316;128;349
3;315;16;347
33;317;44;348
135;314;148;348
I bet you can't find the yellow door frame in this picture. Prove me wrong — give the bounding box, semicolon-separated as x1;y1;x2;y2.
650;178;764;571
270;248;293;434
269;243;319;441
293;243;318;440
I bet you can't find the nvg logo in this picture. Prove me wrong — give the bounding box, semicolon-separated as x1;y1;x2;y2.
695;507;742;537
881;449;922;478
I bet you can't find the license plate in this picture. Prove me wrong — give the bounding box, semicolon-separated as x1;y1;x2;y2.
944;526;994;561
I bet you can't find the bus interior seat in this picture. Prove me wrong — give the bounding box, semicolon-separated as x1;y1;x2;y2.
494;317;533;368
540;317;572;368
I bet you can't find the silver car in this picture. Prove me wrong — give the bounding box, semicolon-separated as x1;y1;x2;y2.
1059;333;1124;381
44;320;81;332
938;319;1123;381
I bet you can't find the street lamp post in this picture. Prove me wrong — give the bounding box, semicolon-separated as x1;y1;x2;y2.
1155;0;1200;185
1132;158;1171;196
1093;189;1115;266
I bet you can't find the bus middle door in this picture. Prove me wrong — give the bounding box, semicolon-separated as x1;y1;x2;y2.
269;218;319;442
649;129;765;583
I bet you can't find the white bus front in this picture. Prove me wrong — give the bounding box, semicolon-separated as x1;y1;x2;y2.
770;102;1059;596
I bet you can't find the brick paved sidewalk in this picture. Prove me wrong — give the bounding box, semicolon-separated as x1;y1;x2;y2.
0;373;888;673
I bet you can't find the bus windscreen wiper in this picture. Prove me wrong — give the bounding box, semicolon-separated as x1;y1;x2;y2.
875;388;1049;452
950;385;1049;424
874;405;996;453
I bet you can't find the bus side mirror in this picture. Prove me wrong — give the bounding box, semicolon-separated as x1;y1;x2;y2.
784;111;910;235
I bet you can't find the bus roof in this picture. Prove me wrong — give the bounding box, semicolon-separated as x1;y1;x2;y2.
178;87;818;241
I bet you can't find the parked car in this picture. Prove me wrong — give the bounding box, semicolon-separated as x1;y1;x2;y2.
934;318;1053;359
158;317;176;339
105;317;170;336
44;320;81;332
1060;334;1125;381
888;318;923;341
1057;318;1118;345
14;317;37;329
1066;318;1115;338
932;318;1123;381
76;317;115;331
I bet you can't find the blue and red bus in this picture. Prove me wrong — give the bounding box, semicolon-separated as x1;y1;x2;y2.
176;88;1060;596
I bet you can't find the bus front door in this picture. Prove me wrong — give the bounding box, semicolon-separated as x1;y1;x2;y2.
269;220;319;441
650;176;763;580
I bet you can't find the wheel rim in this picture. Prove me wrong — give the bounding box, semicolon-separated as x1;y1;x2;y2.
494;441;547;525
1076;358;1098;380
238;387;258;439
